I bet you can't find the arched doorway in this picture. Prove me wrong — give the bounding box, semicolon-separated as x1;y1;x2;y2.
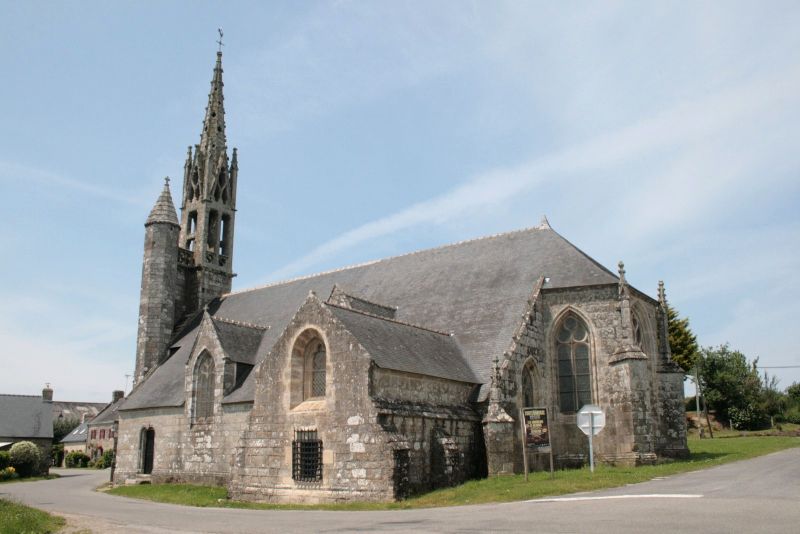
140;427;155;474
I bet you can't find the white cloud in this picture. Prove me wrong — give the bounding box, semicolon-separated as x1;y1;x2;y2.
266;63;800;281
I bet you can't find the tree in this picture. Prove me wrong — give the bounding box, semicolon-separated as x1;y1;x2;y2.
698;344;770;430
786;382;800;403
667;305;699;372
53;416;80;444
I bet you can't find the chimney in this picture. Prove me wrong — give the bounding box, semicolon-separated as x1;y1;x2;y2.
42;383;53;401
81;413;87;424
112;390;124;403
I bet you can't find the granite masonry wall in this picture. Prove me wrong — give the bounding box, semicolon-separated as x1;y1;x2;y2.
229;295;481;504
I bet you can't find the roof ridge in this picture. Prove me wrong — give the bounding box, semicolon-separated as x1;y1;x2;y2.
325;302;453;337
211;315;270;330
0;394;44;399
224;224;550;297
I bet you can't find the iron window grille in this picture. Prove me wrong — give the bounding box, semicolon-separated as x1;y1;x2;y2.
292;430;323;482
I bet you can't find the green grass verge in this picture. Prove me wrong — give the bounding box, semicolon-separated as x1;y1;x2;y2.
0;499;65;534
108;435;799;511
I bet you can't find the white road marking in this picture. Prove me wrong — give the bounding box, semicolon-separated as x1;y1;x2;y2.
527;494;703;503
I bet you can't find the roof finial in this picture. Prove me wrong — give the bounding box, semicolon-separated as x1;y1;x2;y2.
658;280;667;306
216;28;224;53
617;261;629;299
164;176;170;187
538;215;551;230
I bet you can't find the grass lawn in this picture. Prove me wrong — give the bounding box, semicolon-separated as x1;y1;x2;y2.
0;499;65;534
108;435;799;511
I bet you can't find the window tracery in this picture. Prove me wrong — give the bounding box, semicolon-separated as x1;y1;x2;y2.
556;314;592;413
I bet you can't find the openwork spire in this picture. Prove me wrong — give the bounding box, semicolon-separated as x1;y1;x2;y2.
146;178;179;226
198;50;227;157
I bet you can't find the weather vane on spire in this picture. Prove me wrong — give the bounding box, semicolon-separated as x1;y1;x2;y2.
217;28;224;53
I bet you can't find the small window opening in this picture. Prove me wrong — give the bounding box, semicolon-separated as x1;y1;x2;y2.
188;211;197;235
207;210;219;253
220;214;231;256
292;430;322;482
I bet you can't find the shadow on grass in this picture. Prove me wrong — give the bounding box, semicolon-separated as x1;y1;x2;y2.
687;452;728;461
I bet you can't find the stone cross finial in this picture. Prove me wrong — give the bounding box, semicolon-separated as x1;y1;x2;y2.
164;176;170;186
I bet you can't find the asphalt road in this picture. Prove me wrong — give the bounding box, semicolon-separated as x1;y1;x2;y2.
2;447;799;533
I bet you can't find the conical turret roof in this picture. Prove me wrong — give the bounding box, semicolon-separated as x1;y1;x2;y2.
146;178;179;226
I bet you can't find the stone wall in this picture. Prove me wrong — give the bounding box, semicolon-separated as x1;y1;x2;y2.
540;286;661;465
372;367;482;494
229;295;482;504
486;283;677;473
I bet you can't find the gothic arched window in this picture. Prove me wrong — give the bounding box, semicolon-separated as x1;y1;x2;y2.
556;314;592;413
304;342;326;399
194;353;215;421
521;366;535;408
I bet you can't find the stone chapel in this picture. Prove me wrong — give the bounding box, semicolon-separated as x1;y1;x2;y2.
114;49;688;503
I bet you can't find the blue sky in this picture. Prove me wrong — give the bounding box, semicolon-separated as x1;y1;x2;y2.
1;1;798;402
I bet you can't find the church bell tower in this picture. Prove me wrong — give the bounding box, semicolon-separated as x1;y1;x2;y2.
177;50;238;316
133;45;239;386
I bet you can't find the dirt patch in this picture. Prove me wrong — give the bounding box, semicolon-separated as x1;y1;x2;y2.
55;512;176;533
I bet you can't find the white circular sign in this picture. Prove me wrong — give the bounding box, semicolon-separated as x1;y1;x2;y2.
577;404;605;436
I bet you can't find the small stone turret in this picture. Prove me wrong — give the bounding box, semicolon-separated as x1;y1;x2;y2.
134;178;180;385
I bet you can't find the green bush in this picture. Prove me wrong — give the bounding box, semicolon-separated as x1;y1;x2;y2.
64;451;91;468
0;451;10;470
94;450;115;469
729;405;771;431
784;405;800;424
9;441;42;477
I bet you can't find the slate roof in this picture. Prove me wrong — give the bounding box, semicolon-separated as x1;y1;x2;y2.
51;401;107;422
88;397;124;426
0;395;53;439
61;421;88;444
211;317;268;365
327;304;477;384
123;225;621;410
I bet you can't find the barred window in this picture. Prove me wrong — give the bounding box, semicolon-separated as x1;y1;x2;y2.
194;353;215;421
556;314;592;413
292;430;323;482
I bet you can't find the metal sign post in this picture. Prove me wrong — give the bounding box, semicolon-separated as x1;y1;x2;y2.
577;404;605;473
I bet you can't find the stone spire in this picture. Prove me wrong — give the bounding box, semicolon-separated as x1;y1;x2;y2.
198;51;227;159
656;280;679;369
611;260;646;362
146;178;179;226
